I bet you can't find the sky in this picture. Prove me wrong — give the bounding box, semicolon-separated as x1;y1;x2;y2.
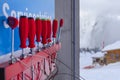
80;0;120;15
80;0;120;48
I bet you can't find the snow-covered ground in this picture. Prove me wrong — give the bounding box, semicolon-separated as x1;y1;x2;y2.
0;43;44;64
80;52;120;80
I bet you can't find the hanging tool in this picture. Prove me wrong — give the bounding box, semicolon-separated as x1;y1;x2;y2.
41;19;47;49
47;19;52;47
28;17;36;54
56;19;64;43
52;19;58;44
35;18;42;52
28;17;36;80
19;16;28;58
7;16;18;64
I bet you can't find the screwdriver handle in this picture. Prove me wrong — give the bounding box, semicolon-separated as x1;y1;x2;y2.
28;17;36;48
35;18;42;42
41;20;47;45
52;19;58;38
19;16;28;48
60;18;64;27
47;20;52;43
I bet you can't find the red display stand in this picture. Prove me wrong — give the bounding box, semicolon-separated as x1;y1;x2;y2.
0;43;61;80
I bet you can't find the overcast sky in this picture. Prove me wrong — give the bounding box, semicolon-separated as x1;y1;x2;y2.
80;0;120;16
80;0;120;48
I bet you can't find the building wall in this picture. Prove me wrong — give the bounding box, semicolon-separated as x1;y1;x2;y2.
105;50;120;64
55;0;79;80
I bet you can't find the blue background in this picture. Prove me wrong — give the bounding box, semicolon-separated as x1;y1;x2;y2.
0;0;54;55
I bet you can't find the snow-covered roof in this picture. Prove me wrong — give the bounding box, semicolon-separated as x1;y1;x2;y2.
92;52;105;58
102;41;120;51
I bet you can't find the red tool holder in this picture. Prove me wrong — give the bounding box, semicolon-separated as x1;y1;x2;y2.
0;43;61;80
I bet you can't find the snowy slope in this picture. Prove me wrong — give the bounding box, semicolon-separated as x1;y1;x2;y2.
80;53;120;80
80;0;120;49
102;41;120;51
80;13;120;49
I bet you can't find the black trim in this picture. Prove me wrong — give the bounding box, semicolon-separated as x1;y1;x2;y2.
20;16;26;18
0;68;5;80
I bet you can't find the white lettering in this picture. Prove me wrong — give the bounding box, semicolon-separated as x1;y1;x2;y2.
32;13;36;18
28;13;32;17
2;2;52;28
3;3;9;28
11;10;16;18
17;11;23;18
23;12;28;17
3;3;9;18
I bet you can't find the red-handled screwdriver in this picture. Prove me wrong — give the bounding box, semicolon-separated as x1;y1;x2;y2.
52;19;58;44
19;16;28;58
7;16;18;64
35;18;42;52
56;19;64;43
41;19;47;48
28;17;36;80
47;19;52;47
28;17;36;54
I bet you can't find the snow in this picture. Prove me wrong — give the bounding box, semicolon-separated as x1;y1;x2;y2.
102;41;120;51
0;48;31;64
92;52;105;58
80;0;120;79
0;43;43;64
80;52;120;80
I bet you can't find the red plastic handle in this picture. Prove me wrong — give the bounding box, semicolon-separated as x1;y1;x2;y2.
47;20;52;42
28;17;36;48
7;16;18;29
35;19;42;42
60;19;64;27
52;19;58;38
41;20;47;45
19;16;28;48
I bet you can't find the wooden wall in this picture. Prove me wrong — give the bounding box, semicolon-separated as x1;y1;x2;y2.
105;49;120;64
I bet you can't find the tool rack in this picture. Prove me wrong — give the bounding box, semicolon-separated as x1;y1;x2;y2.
0;43;61;80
